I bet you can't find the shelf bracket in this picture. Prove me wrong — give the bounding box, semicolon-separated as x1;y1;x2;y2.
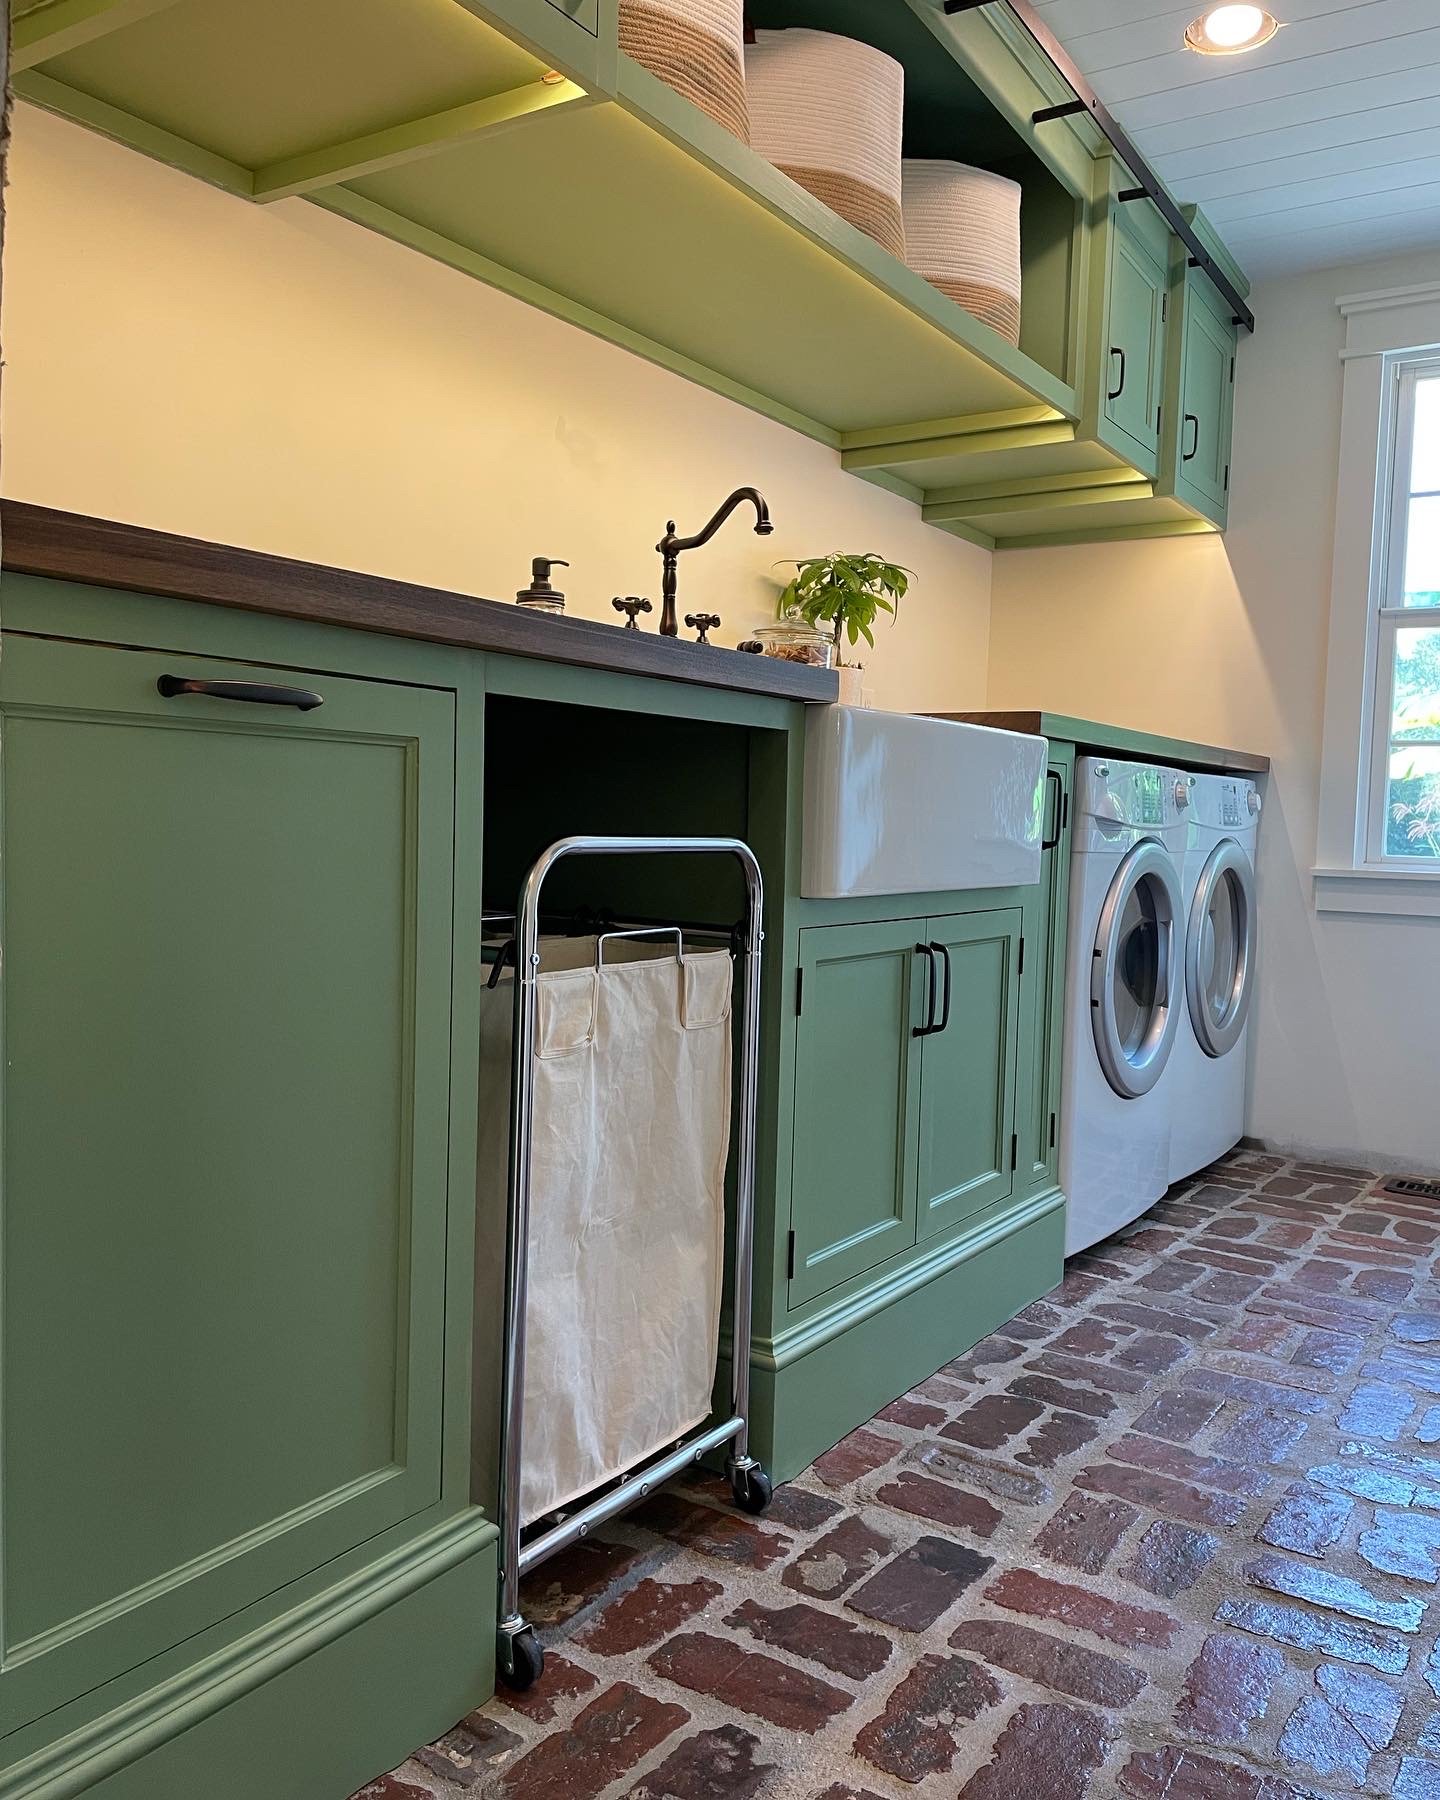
942;0;1254;332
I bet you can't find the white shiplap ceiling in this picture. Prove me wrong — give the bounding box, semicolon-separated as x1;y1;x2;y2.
1035;0;1440;277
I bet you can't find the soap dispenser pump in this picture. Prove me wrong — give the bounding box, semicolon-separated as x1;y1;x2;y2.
516;557;569;614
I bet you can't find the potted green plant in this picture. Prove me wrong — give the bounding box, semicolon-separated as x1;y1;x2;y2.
775;553;910;704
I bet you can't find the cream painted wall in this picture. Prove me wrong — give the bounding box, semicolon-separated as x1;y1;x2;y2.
990;248;1440;1171
0;104;991;713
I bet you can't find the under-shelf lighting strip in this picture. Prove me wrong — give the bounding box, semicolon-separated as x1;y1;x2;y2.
942;0;1256;333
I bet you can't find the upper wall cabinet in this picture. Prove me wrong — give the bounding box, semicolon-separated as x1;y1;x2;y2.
12;0;1249;549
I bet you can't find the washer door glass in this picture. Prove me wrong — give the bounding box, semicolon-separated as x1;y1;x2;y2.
1187;840;1256;1057
1091;838;1184;1099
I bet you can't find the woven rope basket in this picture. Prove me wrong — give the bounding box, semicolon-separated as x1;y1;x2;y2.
746;30;905;261
620;0;749;142
902;159;1023;345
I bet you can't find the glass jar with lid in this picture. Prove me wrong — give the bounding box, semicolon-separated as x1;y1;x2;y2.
750;619;834;669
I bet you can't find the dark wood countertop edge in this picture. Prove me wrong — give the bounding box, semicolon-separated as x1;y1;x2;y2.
0;501;839;705
938;710;1270;776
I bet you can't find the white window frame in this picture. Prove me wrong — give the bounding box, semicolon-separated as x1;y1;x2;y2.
1316;281;1440;918
1362;353;1440;868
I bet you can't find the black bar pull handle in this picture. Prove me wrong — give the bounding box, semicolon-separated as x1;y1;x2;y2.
930;942;953;1034
157;674;324;711
1107;347;1126;401
913;943;938;1038
1042;769;1064;850
1182;413;1200;462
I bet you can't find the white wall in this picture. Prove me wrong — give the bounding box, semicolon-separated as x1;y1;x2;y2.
989;248;1440;1171
0;105;991;714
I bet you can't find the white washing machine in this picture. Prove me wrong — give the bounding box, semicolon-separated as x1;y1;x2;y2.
1061;758;1191;1256
1170;772;1261;1183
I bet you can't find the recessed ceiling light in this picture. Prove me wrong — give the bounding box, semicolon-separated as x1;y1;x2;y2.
1184;4;1280;53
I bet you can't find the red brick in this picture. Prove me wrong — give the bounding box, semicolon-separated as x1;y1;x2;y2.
1358;1507;1440;1583
1034;1492;1138;1573
1131;1389;1224;1443
782;1515;892;1601
576;1577;723;1656
1018;1410;1101;1469
1107;1432;1273;1497
1028;1350;1150;1395
912;1438;1051;1504
1355;1268;1414;1301
756;1484;842;1532
648;1633;850;1734
1193;1272;1267;1304
1052;1269;1109;1306
1212;1407;1308;1466
524;1538;644;1627
1008;1373;1116;1418
852;1653;1001;1782
633;1498;794;1570
1051;1318;1131;1357
495;1651;599;1722
1244;1553;1426;1630
1396;1313;1440;1344
624;1725;772;1800
1225;1317;1296;1355
1214;1598;1411;1674
1204;1350;1336;1395
499;1683;689;1800
941;1393;1046;1449
1277;1697;1371;1785
1316;1662;1404;1749
847;1534;994;1632
418;1714;523;1787
727;1598;892;1679
1093;1300;1218;1341
951;1617;1146;1705
1180;1368;1328;1415
354;1779;440;1800
910;1373;971;1405
959;1702;1110;1800
1339;1382;1417;1441
1137;1261;1205;1292
1176;1634;1285;1743
1074;1461;1246;1527
987;1567;1177;1648
873;1471;1002;1537
1121;1519;1219;1597
1115;1332;1191;1374
813;1428;903;1488
877;1398;945;1431
1258;1484;1353;1557
1119;1745;1317;1798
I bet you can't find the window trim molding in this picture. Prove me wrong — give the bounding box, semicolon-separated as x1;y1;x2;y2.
1316;285;1440;919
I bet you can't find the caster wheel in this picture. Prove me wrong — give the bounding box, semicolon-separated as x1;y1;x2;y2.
498;1625;544;1692
730;1463;773;1516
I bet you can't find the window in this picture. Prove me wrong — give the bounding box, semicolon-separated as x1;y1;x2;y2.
1368;355;1440;865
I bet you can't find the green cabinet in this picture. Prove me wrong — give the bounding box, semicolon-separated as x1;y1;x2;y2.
1016;751;1075;1193
0;633;460;1738
788;921;923;1304
1103;211;1168;464
1165;268;1237;523
789;907;1023;1304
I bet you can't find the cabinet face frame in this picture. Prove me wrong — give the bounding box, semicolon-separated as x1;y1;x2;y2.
0;631;461;1737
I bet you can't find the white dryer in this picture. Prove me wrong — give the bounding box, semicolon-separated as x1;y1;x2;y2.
1170;773;1261;1183
1061;758;1191;1256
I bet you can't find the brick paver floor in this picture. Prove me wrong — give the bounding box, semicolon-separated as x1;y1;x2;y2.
353;1151;1440;1799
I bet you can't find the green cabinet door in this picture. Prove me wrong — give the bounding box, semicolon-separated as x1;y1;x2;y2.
1175;279;1236;518
1104;219;1167;461
915;909;1023;1242
0;634;458;1735
1017;754;1075;1191
789;921;924;1305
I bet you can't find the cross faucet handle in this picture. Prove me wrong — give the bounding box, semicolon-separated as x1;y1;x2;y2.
612;595;653;630
685;613;722;645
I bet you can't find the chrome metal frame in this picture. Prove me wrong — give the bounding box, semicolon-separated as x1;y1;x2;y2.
1090;836;1185;1099
494;835;765;1676
1185;840;1256;1058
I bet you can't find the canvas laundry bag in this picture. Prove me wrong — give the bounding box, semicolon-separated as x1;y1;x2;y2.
478;936;733;1525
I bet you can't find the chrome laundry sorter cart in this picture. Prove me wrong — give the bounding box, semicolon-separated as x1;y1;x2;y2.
486;835;772;1690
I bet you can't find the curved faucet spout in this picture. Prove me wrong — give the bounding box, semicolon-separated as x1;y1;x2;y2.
656;486;773;638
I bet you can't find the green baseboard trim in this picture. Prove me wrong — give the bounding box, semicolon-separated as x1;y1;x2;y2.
748;1198;1065;1482
1;1514;497;1800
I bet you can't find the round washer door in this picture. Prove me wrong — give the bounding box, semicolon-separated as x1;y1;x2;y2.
1090;837;1185;1098
1187;839;1256;1057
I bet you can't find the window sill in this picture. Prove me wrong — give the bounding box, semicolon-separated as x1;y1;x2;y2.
1313;867;1440;918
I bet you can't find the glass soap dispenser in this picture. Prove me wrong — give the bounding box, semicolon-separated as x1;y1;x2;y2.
515;557;569;614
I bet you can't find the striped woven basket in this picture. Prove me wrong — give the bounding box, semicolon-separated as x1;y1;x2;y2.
746;30;905;261
902;160;1023;345
619;0;750;143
